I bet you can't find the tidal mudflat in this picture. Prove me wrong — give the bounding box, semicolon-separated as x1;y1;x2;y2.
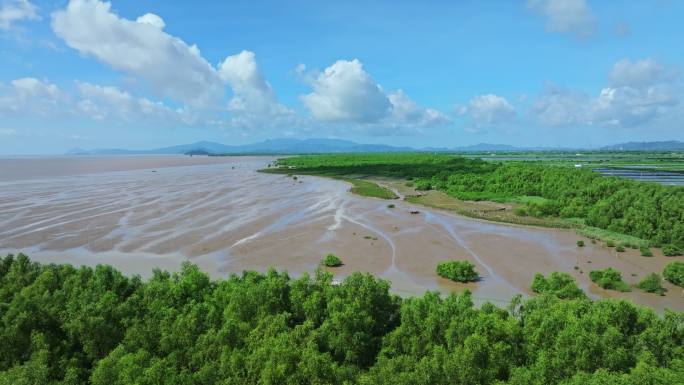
1;155;682;311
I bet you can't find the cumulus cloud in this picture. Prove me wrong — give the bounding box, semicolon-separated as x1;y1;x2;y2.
302;59;391;123
75;82;190;123
0;77;69;116
591;59;679;127
0;0;39;30
301;59;449;134
609;58;678;88
387;90;450;128
457;94;516;132
51;0;223;107
0;76;201;127
135;13;165;29
528;0;595;38
531;58;680;128
531;84;588;127
217;50;295;127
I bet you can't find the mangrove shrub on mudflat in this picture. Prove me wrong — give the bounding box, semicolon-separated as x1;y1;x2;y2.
322;253;343;267
663;244;683;257
531;272;586;299
436;260;479;282
636;273;666;295
640;247;654;257
589;267;631;292
664;261;684;287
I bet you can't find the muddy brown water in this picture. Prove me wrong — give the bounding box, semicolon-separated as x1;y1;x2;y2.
1;155;683;312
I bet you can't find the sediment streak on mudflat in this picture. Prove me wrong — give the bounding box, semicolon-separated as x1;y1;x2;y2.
0;155;682;312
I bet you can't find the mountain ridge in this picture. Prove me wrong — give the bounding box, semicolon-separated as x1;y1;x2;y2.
67;139;684;155
600;140;684;151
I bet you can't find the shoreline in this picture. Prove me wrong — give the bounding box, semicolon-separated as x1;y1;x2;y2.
266;167;654;250
2;156;683;312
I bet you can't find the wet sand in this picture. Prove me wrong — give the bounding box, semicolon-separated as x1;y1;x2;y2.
1;155;683;312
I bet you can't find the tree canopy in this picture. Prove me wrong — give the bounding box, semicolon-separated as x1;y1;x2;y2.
1;254;684;384
273;154;684;249
436;260;479;282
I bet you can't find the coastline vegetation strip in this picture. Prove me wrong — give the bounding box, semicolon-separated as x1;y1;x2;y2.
2;253;684;384
404;192;573;229
341;177;397;199
261;167;397;199
269;153;683;250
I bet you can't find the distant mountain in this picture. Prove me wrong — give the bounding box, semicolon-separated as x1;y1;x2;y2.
66;147;90;155
73;138;682;155
601;141;684;151
453;143;523;152
72;138;416;155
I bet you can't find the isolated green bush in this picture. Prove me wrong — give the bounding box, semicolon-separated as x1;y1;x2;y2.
663;261;684;287
531;272;586;299
322;253;343;267
589;268;631;292
514;207;528;216
436;260;478;282
413;179;432;191
663;244;683;257
576;240;585;247
636;273;666;295
615;245;625;252
639;247;653;257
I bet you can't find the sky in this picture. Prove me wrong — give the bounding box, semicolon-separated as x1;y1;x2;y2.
0;0;683;154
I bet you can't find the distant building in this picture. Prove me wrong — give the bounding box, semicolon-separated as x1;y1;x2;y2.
575;164;583;168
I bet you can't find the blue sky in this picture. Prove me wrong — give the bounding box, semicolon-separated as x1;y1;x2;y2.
1;0;683;154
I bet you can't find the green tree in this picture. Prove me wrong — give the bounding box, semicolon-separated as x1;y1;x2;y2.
436;260;479;282
636;273;666;295
663;262;684;287
589;268;631;292
322;254;343;267
531;272;586;299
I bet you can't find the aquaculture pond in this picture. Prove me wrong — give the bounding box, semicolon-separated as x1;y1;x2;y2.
593;168;684;186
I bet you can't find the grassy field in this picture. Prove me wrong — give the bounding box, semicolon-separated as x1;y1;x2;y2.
405;193;572;228
262;168;398;199
342;177;397;199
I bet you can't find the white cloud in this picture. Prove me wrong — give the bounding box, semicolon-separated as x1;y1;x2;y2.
528;0;595;38
218;50;295;127
75;82;189;123
135;13;165;29
386;90;451;128
0;76;201;127
302;59;391;123
590;86;677;128
590;59;679;128
609;58;678;88
52;0;223;107
0;0;39;30
0;77;69;116
300;59;448;134
531;58;680;129
458;94;516;128
531;84;588;127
